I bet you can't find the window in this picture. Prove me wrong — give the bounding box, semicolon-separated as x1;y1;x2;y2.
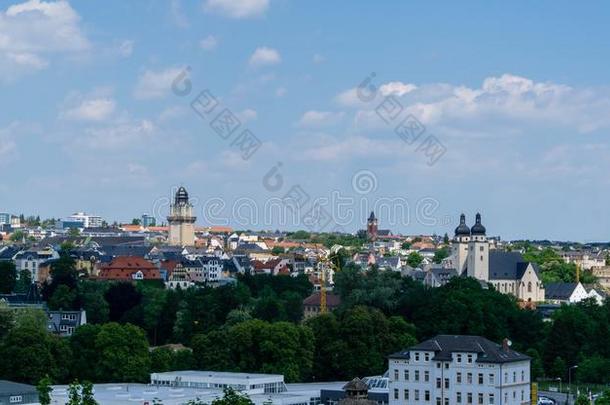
425;391;430;401
467;354;473;363
436;362;441;369
415;390;420;401
9;396;23;404
436;399;441;405
467;373;473;384
404;389;409;400
424;352;430;361
467;393;473;404
478;393;483;404
528;281;532;292
489;394;495;404
457;354;462;363
393;389;398;400
504;372;508;383
521;370;525;381
436;378;441;389
521;390;524;401
424;371;430;382
489;373;495;385
444;399;449;405
478;373;483;384
444;363;449;369
457;372;462;384
457;392;462;403
444;378;449;389
415;352;420;361
404;370;409;381
513;372;516;383
415;370;420;381
394;369;399;381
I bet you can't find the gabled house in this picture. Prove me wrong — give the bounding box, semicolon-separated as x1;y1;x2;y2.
46;309;87;337
97;256;161;281
545;282;592;304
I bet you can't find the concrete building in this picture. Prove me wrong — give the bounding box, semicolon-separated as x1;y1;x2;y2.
167;187;196;247
141;213;156;227
150;371;287;394
67;212;103;228
13;247;60;282
388;335;531;405
0;380;38;405
0;213;10;225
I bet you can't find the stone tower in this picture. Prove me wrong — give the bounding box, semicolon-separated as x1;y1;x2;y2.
367;211;378;242
167;186;196;246
467;212;489;281
452;213;471;274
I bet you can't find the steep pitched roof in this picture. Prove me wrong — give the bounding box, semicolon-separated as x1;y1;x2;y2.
489;251;540;280
389;335;529;364
545;283;579;300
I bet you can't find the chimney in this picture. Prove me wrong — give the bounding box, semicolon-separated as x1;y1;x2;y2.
502;338;510;352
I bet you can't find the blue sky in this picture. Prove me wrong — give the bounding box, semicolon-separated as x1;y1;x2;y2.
1;0;610;241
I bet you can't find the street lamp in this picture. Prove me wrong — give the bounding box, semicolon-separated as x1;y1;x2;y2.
568;365;578;404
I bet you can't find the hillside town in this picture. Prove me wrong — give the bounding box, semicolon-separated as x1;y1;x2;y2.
1;187;609;404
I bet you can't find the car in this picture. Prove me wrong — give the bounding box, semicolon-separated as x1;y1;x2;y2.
538;397;556;405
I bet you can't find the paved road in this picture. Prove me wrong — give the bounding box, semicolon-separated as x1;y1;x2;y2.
539;390;574;404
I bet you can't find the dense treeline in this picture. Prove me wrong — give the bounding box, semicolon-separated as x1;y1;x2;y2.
1;253;608;386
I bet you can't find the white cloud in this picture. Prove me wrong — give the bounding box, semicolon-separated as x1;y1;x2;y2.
313;54;325;64
170;0;189;28
297;110;344;128
118;40;134;57
0;0;89;80
379;81;417;97
339;74;610;134
275;87;287;97
248;47;281;67
61;97;116;122
133;67;184;100
0;121;40;164
76;120;156;150
158;105;188;123
203;0;269;19
200;35;218;51
238;108;258;122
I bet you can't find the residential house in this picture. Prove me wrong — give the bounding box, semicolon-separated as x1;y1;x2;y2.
303;292;341;319
423;268;458;288
97;256;161;281
46;309;87;337
13;247;60;282
545;282;603;304
0;380;39;405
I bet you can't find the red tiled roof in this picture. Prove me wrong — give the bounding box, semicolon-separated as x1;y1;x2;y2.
98;256;161;280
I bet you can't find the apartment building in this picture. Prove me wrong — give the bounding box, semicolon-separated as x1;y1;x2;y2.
388;335;531;405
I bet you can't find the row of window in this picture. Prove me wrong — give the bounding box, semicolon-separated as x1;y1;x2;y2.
412;352;475;363
394;369;525;385
393;389;525;404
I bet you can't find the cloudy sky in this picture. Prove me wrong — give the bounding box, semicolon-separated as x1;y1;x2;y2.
1;0;610;241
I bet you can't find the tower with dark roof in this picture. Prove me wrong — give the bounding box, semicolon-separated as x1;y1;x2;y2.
167;186;196;246
467;212;489;281
452;213;471;274
366;211;378;242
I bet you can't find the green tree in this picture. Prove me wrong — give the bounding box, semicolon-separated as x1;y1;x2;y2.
48;284;77;310
576;356;610;384
9;230;25;242
574;395;590;405
81;380;98;405
95;323;151;382
36;375;53;405
14;269;32;293
289;230;310;240
0;261;17;293
406;252;424;268
0;302;14;339
433;247;450;264
210;387;254;405
67;381;82;405
271;246;285;255
131;218;141;225
550;357;567;380
70;324;102;382
68;227;81;237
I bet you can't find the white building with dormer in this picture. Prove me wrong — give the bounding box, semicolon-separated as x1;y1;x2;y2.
388;335;531;405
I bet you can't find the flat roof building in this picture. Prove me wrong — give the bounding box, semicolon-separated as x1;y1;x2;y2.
150;370;287;394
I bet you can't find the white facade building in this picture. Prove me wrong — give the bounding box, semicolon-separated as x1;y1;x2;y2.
67;212;103;228
389;335;531;405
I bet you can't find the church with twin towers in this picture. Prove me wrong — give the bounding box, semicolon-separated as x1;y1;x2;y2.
450;213;545;303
